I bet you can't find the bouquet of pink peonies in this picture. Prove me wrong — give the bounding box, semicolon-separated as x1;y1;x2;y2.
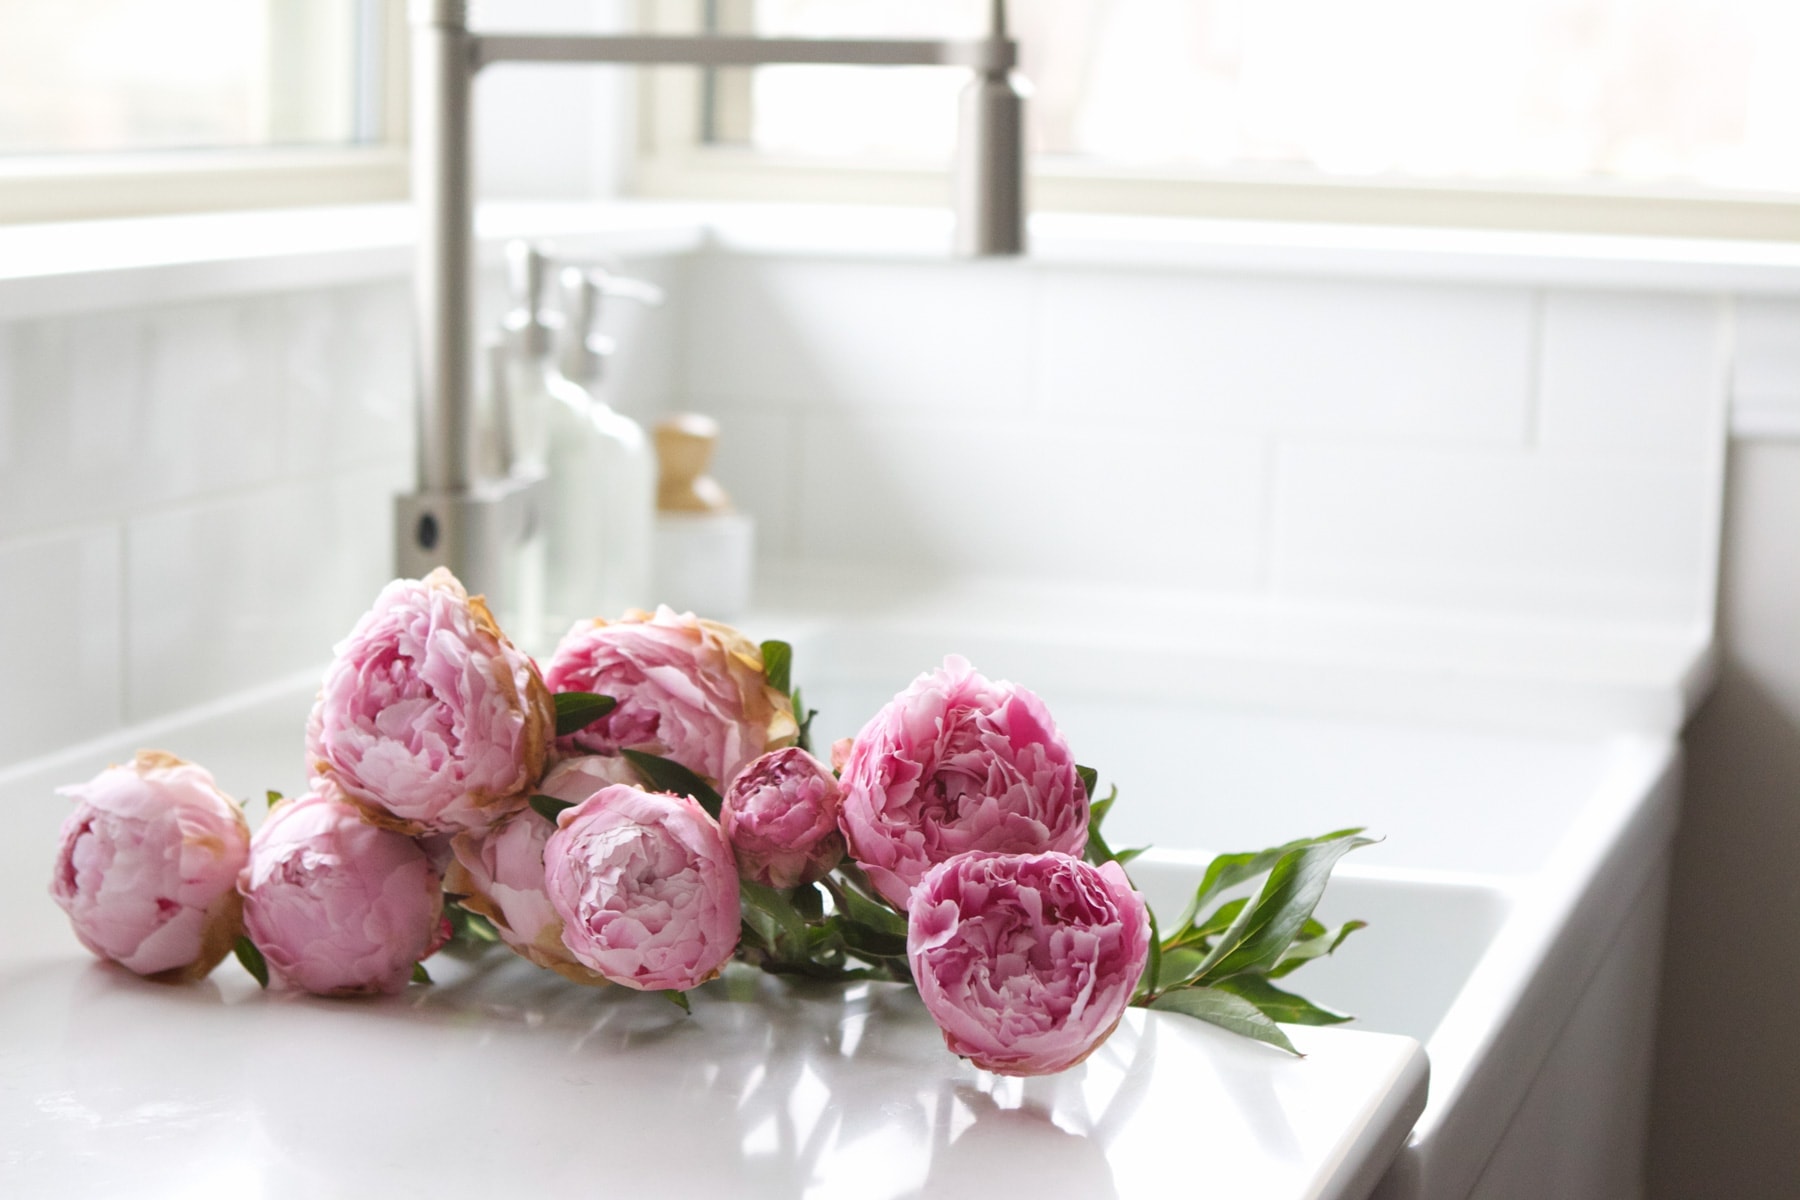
49;568;1370;1073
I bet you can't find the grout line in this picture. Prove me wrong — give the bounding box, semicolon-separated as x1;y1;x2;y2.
1522;289;1545;449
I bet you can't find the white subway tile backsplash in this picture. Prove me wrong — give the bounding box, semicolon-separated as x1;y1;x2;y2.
279;284;415;474
796;414;1266;589
1537;291;1727;462
0;311;145;538
681;257;1034;414
1271;443;1712;624
124;464;407;720
0;527;123;763
1035;269;1534;444
139;298;287;503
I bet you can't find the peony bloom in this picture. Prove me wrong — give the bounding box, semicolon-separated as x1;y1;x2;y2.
542;607;796;788
50;751;250;982
719;747;845;890
238;782;443;996
306;567;553;837
908;851;1150;1077
440;755;636;986
837;656;1088;907
543;784;740;991
536;752;642;803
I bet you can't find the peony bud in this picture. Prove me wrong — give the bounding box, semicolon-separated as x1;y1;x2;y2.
543;607;796;789
50;751;250;982
719;747;845;890
908;851;1150;1077
442;758;637;987
306;567;553;837
238;782;443;996
543;784;740;991
838;656;1088;907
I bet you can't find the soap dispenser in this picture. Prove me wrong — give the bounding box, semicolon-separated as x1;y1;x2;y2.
652;413;755;620
538;265;657;634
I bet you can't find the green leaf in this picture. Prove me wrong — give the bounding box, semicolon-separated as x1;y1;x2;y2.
1171;828;1369;934
1164;897;1248;948
791;882;825;922
824;867;909;936
411;962;433;985
553;691;617;738
837;920;911;961
791;687;818;755
760;640;793;695
264;790;285;810
1151;986;1301;1056
1268;920;1367;979
1156;945;1208;991
234;935;269;989
1212;975;1352;1026
622;749;724;818
529;793;576;824
1076;765;1100;804
662;989;692;1013
740;880;811;956
1187;832;1375;984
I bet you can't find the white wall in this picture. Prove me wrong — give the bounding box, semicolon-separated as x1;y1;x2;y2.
680;252;1729;631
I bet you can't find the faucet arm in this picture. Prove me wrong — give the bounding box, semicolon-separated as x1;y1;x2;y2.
472;33;1015;74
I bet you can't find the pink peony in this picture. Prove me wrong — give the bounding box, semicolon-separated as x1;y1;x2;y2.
543;784;740;991
837;656;1088;907
306;567;553;837
536;752;642;803
445;808;608;987
719;748;845;890
440;755;636;987
542;607;796;788
238;782;444;996
908;851;1150;1077
50;751;250;982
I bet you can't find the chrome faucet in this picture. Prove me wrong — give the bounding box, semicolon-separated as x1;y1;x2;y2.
396;0;1027;603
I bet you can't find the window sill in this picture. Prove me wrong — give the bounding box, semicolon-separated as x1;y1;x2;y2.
7;197;1800;325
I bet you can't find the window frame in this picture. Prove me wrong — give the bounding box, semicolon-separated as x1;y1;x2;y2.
0;0;409;225
629;0;1800;243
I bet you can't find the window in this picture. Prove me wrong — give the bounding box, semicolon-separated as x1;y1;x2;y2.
639;0;1800;239
0;0;406;223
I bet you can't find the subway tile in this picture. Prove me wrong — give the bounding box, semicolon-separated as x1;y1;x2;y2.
1271;442;1713;625
1536;291;1727;463
138;296;287;501
795;414;1266;589
682;255;1034;414
278;283;415;475
1035;268;1533;444
0;526;123;765
125;464;408;721
0;310;145;538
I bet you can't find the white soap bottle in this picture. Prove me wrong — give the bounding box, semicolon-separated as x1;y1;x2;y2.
540;265;656;634
496;241;560;650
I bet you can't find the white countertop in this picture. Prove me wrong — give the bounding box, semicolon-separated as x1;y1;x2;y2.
0;677;1426;1200
0;953;1425;1200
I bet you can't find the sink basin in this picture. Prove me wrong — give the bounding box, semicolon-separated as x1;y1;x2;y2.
795;615;1682;1200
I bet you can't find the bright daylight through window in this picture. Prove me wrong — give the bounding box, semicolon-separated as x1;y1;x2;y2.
699;0;1800;233
0;0;396;221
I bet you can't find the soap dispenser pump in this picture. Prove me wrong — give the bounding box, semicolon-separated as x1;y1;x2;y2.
538;265;657;635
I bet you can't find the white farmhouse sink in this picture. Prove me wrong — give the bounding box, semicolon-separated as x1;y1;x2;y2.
792;601;1684;1200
